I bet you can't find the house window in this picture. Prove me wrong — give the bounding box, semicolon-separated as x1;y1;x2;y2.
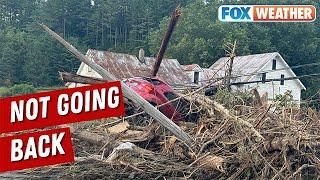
87;66;92;72
280;74;285;85
194;71;200;84
272;59;277;70
261;73;266;83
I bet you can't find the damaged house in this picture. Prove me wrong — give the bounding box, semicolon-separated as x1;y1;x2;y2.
209;52;306;104
69;49;191;88
70;49;305;105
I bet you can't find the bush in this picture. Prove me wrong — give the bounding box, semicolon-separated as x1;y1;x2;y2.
214;88;253;109
0;84;37;97
0;87;10;97
274;91;296;108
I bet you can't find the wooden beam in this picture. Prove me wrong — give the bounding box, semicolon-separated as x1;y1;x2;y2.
60;72;106;84
40;24;193;145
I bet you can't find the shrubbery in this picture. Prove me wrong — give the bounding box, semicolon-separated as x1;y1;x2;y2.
0;84;36;97
214;88;252;108
0;87;10;97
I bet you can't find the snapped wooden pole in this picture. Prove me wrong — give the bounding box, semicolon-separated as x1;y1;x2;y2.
226;40;236;92
151;6;181;77
40;24;193;145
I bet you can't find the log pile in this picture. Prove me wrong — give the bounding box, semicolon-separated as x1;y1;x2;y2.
16;92;320;179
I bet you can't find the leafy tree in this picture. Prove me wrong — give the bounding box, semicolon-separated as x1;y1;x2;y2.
147;0;319;97
0;0;38;29
0;0;319;99
0;27;28;86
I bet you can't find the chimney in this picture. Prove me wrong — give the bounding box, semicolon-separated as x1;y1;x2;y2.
138;48;145;63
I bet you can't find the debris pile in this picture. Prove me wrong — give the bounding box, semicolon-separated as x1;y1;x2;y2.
30;12;320;179
18;91;320;179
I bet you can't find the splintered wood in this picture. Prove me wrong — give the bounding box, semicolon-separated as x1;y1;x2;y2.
34;23;320;180
17;90;320;179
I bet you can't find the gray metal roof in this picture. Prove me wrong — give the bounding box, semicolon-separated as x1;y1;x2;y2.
209;52;306;89
210;52;279;79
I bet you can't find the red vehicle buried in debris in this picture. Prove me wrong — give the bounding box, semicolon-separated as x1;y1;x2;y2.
122;8;200;122
124;77;199;122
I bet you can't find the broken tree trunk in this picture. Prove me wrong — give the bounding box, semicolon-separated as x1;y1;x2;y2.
225;40;236;92
251;88;263;107
40;24;193;146
151;6;181;77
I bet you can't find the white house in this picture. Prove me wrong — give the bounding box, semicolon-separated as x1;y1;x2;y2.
182;64;216;86
210;52;306;104
182;64;203;85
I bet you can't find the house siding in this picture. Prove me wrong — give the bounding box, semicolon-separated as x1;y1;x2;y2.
244;56;302;104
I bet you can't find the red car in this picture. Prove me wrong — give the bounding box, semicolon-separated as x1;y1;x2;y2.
123;77;198;122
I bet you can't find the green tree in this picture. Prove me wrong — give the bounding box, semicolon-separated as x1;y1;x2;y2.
147;0;320;97
0;27;28;86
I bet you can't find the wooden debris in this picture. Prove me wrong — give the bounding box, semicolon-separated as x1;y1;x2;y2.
107;121;130;134
18;89;320;179
121;124;158;143
60;72;106;84
210;101;264;141
251;88;263;107
151;6;181;77
18;25;319;179
197;155;225;172
185;94;264;141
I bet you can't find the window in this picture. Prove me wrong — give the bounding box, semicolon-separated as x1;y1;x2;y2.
280;74;285;85
272;59;277;70
146;78;162;85
164;92;179;101
87;66;92;72
164;92;188;113
261;73;266;83
194;72;200;84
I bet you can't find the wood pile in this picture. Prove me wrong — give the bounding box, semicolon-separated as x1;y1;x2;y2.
16;92;320;179
26;23;320;179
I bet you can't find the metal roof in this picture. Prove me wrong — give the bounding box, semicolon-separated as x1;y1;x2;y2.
85;49;191;86
182;64;202;71
209;52;306;89
203;68;217;80
210;52;279;79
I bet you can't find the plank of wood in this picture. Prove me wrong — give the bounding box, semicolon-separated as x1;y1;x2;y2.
40;24;193;145
60;72;106;84
107;121;129;133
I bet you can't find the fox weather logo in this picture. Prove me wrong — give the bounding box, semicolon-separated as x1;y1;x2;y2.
218;5;316;22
